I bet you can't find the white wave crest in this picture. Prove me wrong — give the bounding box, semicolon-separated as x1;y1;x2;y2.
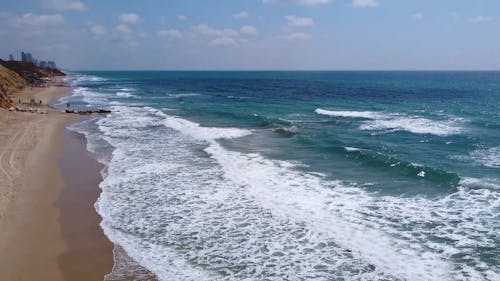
315;108;464;137
460;177;500;190
116;92;134;98
69;74;107;86
359;116;463;136
170;93;201;98
71;87;109;105
119;87;135;92
80;106;498;281
315;108;382;119
470;146;500;168
163;115;251;140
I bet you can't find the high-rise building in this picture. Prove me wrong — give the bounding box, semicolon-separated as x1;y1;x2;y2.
40;61;48;68
26;53;33;63
21;52;27;62
47;61;57;69
9;54;14;61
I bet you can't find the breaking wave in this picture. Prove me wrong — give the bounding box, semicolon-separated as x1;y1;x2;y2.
315;108;464;136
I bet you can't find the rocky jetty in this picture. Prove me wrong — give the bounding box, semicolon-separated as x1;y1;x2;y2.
65;109;112;115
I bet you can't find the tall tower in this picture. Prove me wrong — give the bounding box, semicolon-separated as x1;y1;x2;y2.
48;61;57;69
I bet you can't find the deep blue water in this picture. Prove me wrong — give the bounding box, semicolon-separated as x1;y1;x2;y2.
62;71;499;281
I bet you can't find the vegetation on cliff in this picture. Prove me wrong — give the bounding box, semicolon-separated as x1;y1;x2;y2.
0;65;27;108
0;60;65;85
0;60;65;108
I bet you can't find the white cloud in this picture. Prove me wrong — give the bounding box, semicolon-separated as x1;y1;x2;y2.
42;0;87;12
412;12;423;21
1;12;66;37
451;12;461;21
285;15;314;27
177;15;188;21
467;16;493;24
263;0;330;6
90;24;106;36
157;28;183;38
192;24;239;37
15;13;65;26
240;25;257;36
209;37;237;46
119;13;141;24
42;43;69;52
112;24;135;43
352;0;379;8
278;32;312;41
233;11;249;19
114;24;131;35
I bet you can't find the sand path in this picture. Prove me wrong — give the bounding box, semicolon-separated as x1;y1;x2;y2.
0;86;73;281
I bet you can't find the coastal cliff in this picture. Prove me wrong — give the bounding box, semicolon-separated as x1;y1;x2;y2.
0;60;65;108
0;64;26;108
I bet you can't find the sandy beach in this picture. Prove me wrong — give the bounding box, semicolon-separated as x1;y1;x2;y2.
0;84;113;281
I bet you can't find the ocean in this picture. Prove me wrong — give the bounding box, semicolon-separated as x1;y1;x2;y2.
59;71;499;281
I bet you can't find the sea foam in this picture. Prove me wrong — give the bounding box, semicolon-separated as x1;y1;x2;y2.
315;108;382;119
470;146;500;168
63;71;499;281
83;106;499;281
315;108;464;136
162;113;252;140
116;91;134;98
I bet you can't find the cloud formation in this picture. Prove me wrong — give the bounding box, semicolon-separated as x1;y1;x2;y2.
114;24;131;35
240;25;257;35
155;22;258;46
15;13;65;26
263;0;330;6
352;0;379;8
209;37;237;46
177;15;188;21
192;24;239;37
412;12;423;21
467;16;493;24
0;12;67;38
157;29;183;38
233;11;248;19
286;15;314;27
90;24;106;36
279;32;312;41
119;13;141;24
42;0;87;12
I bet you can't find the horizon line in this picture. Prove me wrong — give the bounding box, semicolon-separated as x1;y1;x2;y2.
67;69;500;72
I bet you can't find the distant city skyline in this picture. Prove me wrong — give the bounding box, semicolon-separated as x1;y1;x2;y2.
0;0;499;70
9;51;57;69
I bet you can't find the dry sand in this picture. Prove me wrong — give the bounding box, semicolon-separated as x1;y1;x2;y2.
0;84;113;281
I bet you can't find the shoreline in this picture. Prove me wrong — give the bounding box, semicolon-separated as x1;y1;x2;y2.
57;127;114;281
0;83;115;280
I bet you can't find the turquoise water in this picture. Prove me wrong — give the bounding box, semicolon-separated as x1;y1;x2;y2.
63;71;499;281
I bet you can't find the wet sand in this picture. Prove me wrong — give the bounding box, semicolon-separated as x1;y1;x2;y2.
57;128;114;281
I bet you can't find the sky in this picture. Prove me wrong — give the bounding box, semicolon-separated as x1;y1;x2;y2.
0;0;499;70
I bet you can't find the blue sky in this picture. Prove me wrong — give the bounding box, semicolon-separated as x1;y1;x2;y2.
1;0;499;70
